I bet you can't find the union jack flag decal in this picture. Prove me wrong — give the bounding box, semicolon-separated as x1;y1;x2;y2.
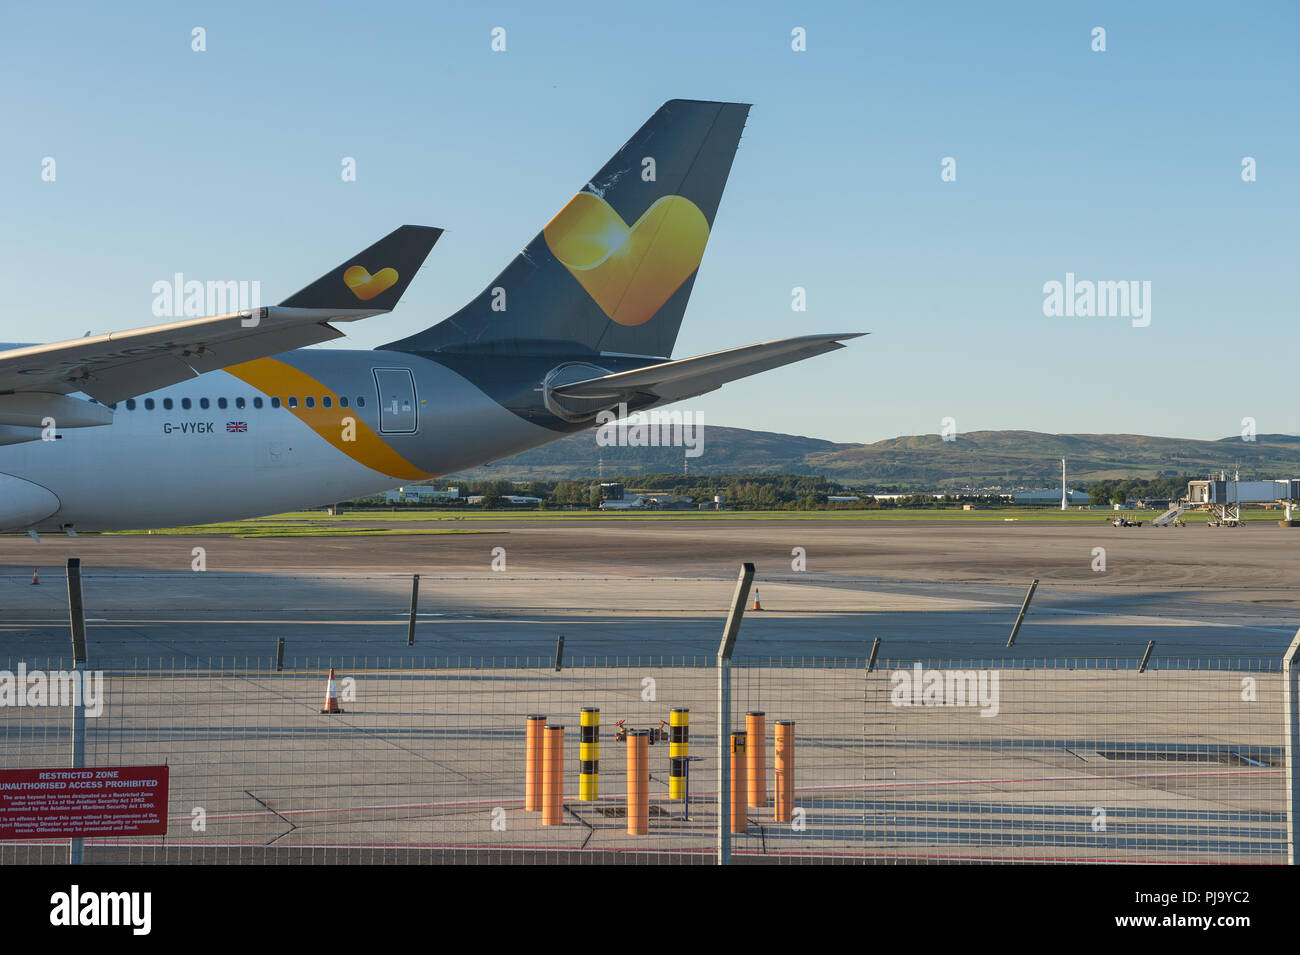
226;421;248;433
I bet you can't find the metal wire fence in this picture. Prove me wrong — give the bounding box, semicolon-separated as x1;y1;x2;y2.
0;654;1285;864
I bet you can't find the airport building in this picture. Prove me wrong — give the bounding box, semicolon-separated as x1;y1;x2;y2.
465;494;544;505
1011;489;1091;505
601;492;694;510
383;486;460;504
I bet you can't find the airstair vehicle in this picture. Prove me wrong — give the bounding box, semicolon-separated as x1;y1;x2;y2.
1153;506;1186;527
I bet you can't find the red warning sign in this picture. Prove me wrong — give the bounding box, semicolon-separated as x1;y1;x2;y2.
0;765;169;840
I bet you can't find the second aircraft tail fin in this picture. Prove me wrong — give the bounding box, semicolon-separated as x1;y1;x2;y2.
279;225;442;312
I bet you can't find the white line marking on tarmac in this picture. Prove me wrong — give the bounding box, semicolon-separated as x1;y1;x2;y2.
1035;606;1293;634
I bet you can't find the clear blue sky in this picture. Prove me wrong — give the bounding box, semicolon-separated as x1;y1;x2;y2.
3;1;1296;444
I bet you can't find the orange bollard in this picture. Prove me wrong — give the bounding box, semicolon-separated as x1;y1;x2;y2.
31;568;39;586
775;720;795;823
746;711;766;808
626;729;649;835
730;731;747;834
752;587;762;611
542;724;565;825
525;715;547;811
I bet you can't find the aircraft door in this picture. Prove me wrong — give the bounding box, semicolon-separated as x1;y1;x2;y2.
373;367;418;434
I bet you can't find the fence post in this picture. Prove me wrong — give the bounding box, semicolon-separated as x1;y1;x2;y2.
1284;629;1300;864
406;574;420;646
1005;578;1038;648
66;558;88;866
866;636;881;673
717;562;755;865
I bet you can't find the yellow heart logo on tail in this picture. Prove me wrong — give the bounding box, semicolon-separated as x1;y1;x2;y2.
343;265;399;301
543;193;709;327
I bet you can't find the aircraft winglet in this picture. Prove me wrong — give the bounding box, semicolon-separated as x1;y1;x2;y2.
279;225;443;311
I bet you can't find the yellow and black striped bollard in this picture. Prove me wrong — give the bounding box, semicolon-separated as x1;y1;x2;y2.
579;707;599;801
669;708;689;799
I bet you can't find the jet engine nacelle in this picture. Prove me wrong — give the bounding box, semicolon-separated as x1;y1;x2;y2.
0;473;61;531
0;393;115;429
541;362;620;422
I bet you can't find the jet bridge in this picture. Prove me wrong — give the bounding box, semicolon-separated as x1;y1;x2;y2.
1186;478;1300;526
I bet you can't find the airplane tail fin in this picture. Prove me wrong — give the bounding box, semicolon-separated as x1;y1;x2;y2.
380;99;750;359
279;225;442;312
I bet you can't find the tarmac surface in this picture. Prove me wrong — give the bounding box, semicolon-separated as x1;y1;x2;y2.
0;518;1293;864
1;518;1296;667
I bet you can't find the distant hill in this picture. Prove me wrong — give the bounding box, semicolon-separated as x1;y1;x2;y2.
807;432;1300;487
447;428;1300;488
448;426;848;481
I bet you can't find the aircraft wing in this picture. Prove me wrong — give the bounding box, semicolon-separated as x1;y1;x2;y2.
0;225;441;405
553;333;865;404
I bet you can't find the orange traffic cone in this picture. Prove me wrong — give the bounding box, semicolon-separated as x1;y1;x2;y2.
752;588;763;611
320;667;344;714
31;568;39;586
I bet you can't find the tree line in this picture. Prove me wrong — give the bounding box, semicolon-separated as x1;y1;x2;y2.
1082;475;1193;506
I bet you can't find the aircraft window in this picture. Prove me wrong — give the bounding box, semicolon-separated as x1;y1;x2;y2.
339;396;349;408
200;398;210;409
288;397;299;409
253;397;263;409
235;397;246;409
163;398;174;410
271;397;281;409
145;399;155;410
126;399;136;410
356;396;366;407
181;398;192;410
322;396;332;408
305;397;315;409
217;398;227;409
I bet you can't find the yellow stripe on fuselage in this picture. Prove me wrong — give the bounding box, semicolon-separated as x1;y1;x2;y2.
223;357;432;480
